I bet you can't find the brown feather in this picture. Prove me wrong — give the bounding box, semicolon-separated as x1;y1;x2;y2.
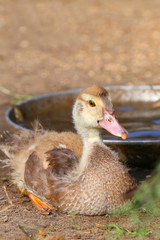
77;85;109;99
46;148;78;175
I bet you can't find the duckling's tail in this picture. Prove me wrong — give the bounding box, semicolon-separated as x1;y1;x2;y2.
0;129;39;188
0;130;33;159
0;119;44;158
0;130;18;158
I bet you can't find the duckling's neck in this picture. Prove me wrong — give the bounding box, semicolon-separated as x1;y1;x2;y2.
75;125;103;176
76;125;102;145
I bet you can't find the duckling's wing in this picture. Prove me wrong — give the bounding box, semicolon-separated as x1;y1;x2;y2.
24;148;78;210
46;147;78;176
24;152;59;209
24;148;78;194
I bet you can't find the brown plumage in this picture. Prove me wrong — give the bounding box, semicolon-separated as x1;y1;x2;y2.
152;99;160;108
46;148;79;175
0;85;137;215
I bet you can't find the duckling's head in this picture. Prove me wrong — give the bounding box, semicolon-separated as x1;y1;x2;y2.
73;85;128;140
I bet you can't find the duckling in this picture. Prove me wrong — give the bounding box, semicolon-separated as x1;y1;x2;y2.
152;99;160;108
0;85;137;215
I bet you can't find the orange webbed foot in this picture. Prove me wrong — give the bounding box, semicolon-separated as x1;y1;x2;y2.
18;187;28;196
28;192;53;215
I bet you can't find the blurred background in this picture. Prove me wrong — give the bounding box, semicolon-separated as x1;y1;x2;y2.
0;0;160;126
0;1;160;239
1;0;160;97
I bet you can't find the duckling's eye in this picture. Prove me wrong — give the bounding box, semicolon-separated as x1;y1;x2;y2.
88;100;96;107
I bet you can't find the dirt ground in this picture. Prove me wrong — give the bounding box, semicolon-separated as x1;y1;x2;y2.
0;0;160;239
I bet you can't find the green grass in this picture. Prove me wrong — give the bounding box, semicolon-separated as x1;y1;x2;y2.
134;160;160;215
0;86;32;104
104;218;151;239
10;91;31;104
104;159;160;239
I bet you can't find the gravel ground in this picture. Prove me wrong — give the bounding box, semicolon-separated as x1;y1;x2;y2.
0;0;160;239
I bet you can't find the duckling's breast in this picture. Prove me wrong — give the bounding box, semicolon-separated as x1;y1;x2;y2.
57;171;108;215
55;144;137;215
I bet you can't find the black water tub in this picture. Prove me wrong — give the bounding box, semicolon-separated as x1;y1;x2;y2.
6;85;160;169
